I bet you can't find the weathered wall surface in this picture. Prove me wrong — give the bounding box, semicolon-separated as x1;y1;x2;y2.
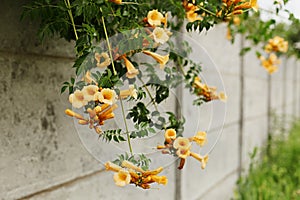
1;1;300;200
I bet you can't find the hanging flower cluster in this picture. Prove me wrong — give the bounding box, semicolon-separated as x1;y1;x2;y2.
193;77;227;102
157;129;209;170
105;160;167;189
183;0;258;25
61;6;227;188
260;36;289;74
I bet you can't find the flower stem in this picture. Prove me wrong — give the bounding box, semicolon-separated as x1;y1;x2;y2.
198;6;217;17
138;77;159;112
65;0;78;40
100;8;133;156
100;8;117;75
119;96;133;156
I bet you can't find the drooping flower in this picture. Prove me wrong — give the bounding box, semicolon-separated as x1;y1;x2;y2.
95;52;111;68
65;109;85;120
260;53;281;74
147;10;164;26
121;160;145;173
190;152;209;169
182;2;202;22
121;55;139;79
142;50;169;69
69;90;88;108
150;175;168;185
83;71;97;84
201;154;209;169
100;88;117;105
192;131;207;147
176;147;191;159
173;137;191;150
82;85;99;101
152;27;169;44
264;36;288;53
164;128;177;144
105;161;123;172
186;10;202;22
97;104;118;125
193;76;206;90
119;85;137;99
113;169;131;187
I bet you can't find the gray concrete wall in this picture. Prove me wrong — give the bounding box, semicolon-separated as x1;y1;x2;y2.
1;1;300;200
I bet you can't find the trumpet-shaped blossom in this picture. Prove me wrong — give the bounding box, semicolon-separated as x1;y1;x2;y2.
82;85;99;101
192;131;207;147
69;90;88;108
173;137;191;150
100;88;117;105
164;128;177;144
147;10;164;26
152;27;169;44
95;52;111;68
113;169;131;187
121;55;139;79
176;147;191;159
142;50;169;69
119;85;137;99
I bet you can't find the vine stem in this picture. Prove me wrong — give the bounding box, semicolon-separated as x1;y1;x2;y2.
100;8;133;156
138;77;159;112
100;8;117;75
198;6;217;17
119;97;133;156
65;0;78;40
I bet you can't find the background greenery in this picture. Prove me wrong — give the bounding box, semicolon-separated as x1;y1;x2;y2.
234;121;300;200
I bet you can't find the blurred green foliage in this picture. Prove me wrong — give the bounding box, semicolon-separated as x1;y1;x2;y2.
234;121;300;200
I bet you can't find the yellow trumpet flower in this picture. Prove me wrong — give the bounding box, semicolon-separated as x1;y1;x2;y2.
121;55;139;79
173;137;191;150
69;90;88;108
113;169;131;187
119;85;137;99
192;131;207;147
147;9;164;26
164;128;177;144
82;85;99;101
150;175;168;185
64;109;85;120
122;160;145;173
95;52;111;68
176;148;191;159
142;50;169;69
105;161;123;172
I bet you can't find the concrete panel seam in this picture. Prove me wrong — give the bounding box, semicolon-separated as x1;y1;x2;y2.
196;169;238;200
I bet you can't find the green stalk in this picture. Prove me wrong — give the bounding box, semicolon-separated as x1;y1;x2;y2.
138;77;159;112
100;8;133;155
65;0;78;40
198;6;217;17
100;8;117;75
119;97;133;156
